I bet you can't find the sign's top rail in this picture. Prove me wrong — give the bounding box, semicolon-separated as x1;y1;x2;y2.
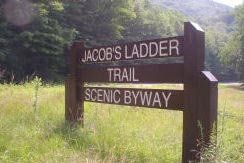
78;36;184;64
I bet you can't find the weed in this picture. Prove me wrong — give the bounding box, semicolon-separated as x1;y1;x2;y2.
196;121;217;163
31;76;42;112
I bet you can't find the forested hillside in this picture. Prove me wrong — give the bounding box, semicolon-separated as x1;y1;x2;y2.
0;0;243;82
151;0;233;30
0;0;185;82
150;0;239;80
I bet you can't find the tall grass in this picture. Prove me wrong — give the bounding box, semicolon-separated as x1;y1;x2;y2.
0;82;243;162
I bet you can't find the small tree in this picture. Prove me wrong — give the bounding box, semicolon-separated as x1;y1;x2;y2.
235;3;244;82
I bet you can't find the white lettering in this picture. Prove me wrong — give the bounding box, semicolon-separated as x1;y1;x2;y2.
162;92;171;108
92;49;99;61
140;43;148;58
152;92;161;107
107;68;113;82
81;50;87;63
114;68;121;82
169;39;179;56
124;90;131;104
149;42;158;57
132;91;140;105
107;67;139;82
98;48;106;61
132;68;139;82
97;89;103;102
115;46;122;60
85;88;91;100
106;47;113;60
104;89;111;103
90;89;97;101
131;44;139;59
140;91;152;106
113;90;120;104
159;40;168;56
121;68;129;82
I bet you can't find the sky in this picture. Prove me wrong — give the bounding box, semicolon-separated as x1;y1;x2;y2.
213;0;243;7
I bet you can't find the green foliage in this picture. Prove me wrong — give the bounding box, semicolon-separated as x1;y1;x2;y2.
151;0;239;81
0;8;12;64
121;1;185;42
0;0;188;82
0;22;10;63
0;1;74;81
219;33;241;68
151;0;233;32
205;29;238;80
219;3;244;81
234;4;244;81
0;0;241;82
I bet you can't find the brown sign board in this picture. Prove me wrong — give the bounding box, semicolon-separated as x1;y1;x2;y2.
79;63;184;83
66;22;218;163
83;87;184;110
78;36;184;64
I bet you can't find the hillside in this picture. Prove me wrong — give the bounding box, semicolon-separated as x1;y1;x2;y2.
148;0;241;81
150;0;234;32
0;0;239;82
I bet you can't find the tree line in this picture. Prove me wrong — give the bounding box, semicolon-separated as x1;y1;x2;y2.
219;3;244;82
0;0;243;82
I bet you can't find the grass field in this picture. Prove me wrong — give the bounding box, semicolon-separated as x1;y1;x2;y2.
0;81;243;162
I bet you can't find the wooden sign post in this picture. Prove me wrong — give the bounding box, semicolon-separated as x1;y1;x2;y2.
65;22;218;162
183;22;218;162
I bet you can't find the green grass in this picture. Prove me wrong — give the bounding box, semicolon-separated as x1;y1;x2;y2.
0;82;243;162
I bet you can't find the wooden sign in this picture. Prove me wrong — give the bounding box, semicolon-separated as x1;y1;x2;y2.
78;36;184;64
79;63;183;83
83;87;184;110
65;22;218;163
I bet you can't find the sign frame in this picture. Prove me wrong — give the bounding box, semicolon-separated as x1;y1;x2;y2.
65;22;218;163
